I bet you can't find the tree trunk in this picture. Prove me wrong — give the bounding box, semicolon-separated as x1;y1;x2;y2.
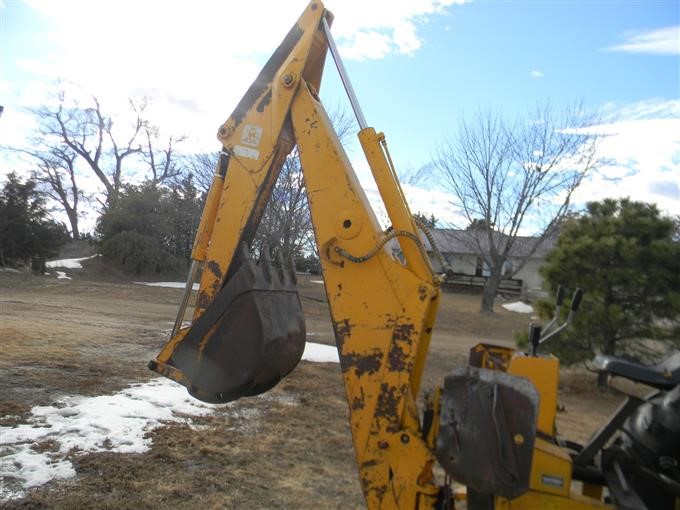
480;269;503;313
66;208;79;240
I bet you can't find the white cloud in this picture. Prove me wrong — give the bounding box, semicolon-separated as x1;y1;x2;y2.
600;97;680;120
359;98;680;232
328;0;466;58
531;70;544;78
359;179;464;230
573;99;680;215
3;0;465;174
606;25;680;55
337;30;394;61
348;98;680;232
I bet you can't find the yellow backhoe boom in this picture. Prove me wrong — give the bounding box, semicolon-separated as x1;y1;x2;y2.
151;3;442;507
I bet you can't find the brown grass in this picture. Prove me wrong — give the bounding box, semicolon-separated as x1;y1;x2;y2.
0;265;627;508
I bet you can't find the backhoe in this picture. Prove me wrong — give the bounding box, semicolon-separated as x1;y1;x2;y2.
149;3;680;508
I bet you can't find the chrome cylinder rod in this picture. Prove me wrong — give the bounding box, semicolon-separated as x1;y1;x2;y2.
321;17;367;130
171;259;201;337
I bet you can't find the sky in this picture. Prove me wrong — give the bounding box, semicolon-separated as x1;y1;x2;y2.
1;0;679;231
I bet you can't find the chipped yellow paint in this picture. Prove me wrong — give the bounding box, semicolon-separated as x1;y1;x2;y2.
193;1;329;317
292;82;441;508
153;4;443;507
508;355;560;437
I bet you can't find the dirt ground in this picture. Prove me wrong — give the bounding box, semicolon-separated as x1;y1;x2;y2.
0;259;633;509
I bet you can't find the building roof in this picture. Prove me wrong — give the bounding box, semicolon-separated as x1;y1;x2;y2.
423;229;556;259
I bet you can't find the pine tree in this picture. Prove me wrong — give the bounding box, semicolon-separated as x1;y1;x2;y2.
539;199;680;370
97;180;202;274
0;173;69;269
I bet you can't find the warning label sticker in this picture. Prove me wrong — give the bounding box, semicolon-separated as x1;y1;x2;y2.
241;125;263;147
233;145;260;160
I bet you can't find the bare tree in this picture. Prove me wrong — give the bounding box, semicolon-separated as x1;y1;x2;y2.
103;98;145;203
12;144;82;239
254;146;314;258
184;147;316;260
435;102;603;313
183;152;220;195
183;152;217;195
143;126;186;186
33;148;81;239
26;93;145;206
15;88;187;236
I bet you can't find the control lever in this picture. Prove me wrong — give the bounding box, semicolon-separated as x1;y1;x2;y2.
529;323;542;357
541;285;565;336
538;287;584;347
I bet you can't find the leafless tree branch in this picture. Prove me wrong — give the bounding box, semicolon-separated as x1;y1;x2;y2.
434;102;605;312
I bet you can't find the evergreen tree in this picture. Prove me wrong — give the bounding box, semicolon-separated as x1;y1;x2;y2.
0;172;69;269
413;212;438;229
97;179;201;274
538;198;680;370
466;218;495;231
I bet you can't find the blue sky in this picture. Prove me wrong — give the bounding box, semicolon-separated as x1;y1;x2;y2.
1;0;679;230
347;1;679;155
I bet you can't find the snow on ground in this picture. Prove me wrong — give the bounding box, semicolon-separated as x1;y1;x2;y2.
0;342;338;500
302;342;339;363
135;281;330;291
134;281;199;290
55;271;71;280
502;301;534;314
45;255;98;269
0;267;20;273
0;378;217;500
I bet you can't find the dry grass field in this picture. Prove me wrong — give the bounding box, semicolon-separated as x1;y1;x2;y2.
0;259;633;509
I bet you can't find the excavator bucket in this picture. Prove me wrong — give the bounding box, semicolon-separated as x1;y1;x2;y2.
149;245;306;404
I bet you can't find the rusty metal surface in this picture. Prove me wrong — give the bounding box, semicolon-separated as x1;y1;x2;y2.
193;2;329;317
151;245;305;404
436;366;538;500
291;82;442;508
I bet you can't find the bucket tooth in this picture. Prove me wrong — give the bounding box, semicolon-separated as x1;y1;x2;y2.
287;254;298;285
238;241;250;261
238;242;257;278
260;244;273;283
275;248;287;284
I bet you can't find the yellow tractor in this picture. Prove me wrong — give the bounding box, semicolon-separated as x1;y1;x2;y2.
148;2;680;508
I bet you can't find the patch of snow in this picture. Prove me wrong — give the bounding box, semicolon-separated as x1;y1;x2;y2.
302;342;339;363
1;343;338;499
45;255;98;269
134;281;199;290
0;267;20;273
0;378;219;500
2;450;75;494
55;271;71;280
502;301;534;314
